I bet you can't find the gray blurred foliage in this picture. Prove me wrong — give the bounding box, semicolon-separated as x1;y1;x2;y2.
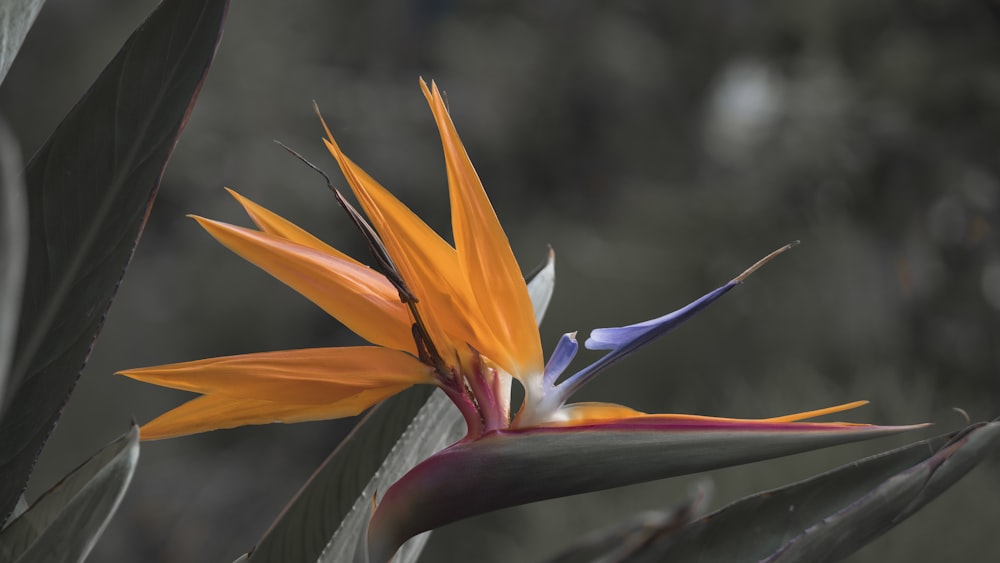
0;0;46;87
0;427;139;563
0;117;25;413
1;0;998;561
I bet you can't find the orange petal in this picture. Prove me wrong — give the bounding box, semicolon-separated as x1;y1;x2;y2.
542;401;873;427
192;216;415;353
119;347;433;404
548;402;647;425
317;121;482;364
140;385;410;440
224;187;362;266
421;79;543;378
759;400;870;423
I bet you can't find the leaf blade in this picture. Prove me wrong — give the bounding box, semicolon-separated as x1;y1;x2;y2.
0;0;47;87
0;0;228;522
605;422;999;563
764;421;1000;563
244;385;458;563
0;425;139;563
0;116;26;414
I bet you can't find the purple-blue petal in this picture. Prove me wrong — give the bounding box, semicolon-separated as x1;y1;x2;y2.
585;282;736;352
543;332;579;387
556;282;737;401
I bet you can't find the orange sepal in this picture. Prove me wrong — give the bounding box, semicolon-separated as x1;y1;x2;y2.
224;187;361;265
192;216;416;354
118;346;434;405
541;400;873;428
544;402;647;425
140;384;410;440
420;79;543;378
316;119;482;363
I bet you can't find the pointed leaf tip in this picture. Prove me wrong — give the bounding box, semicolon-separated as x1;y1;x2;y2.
625;422;996;563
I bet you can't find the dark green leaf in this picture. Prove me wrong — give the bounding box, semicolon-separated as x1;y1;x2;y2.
0;0;228;523
7;496;27;525
616;422;999;563
0;425;139;562
0;117;26;413
764;420;1000;563
0;0;47;86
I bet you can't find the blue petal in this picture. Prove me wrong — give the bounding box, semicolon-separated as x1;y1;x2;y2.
585;282;736;352
543;332;579;387
555;281;738;401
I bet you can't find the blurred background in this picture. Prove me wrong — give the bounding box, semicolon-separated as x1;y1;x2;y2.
3;0;1000;561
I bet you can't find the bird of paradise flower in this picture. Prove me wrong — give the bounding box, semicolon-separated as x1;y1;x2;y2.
120;80;923;562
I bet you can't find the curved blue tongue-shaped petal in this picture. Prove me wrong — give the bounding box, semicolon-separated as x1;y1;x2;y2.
585;282;733;352
517;332;582;426
543;332;579;387
554;242;798;405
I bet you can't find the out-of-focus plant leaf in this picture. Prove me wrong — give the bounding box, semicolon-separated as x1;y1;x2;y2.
0;0;228;523
6;496;27;527
545;480;712;563
0;117;25;415
614;420;999;563
764;420;1000;563
243;256;558;563
0;425;139;563
0;0;47;87
333;390;461;563
243;386;458;563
